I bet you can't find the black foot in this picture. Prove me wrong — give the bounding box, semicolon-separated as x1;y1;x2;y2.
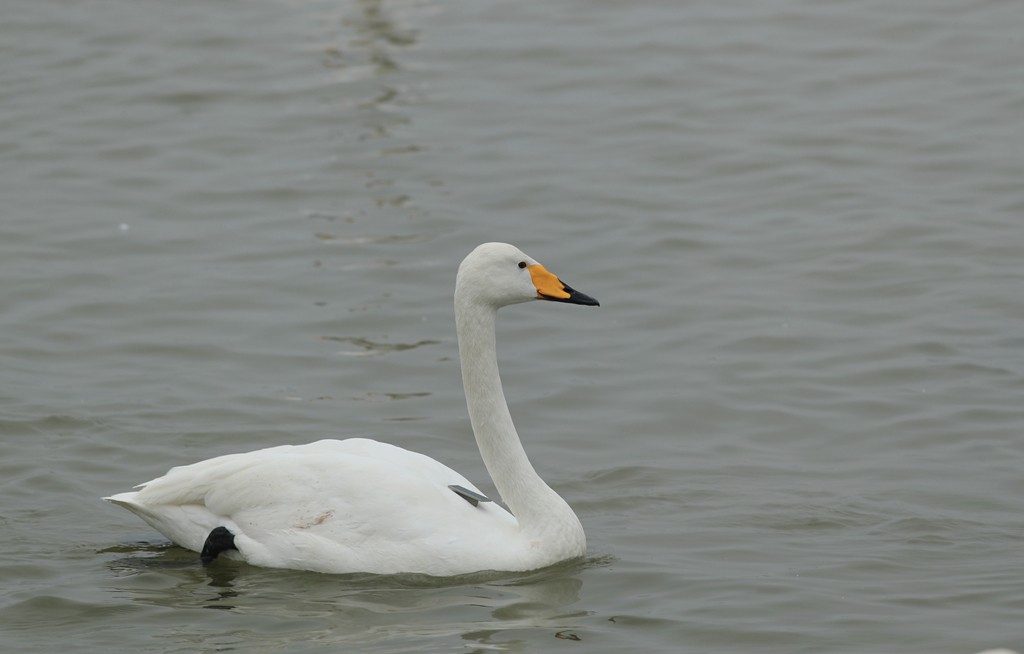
200;526;238;564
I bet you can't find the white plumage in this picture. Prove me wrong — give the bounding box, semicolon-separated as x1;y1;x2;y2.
106;243;599;576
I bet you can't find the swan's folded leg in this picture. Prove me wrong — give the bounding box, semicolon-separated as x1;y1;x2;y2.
200;526;237;564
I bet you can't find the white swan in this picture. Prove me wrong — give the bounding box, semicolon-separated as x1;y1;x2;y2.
105;242;599;576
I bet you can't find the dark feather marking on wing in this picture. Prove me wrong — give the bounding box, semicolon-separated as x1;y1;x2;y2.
448;484;492;507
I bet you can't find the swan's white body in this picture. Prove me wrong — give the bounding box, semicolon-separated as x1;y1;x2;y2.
106;243;599;576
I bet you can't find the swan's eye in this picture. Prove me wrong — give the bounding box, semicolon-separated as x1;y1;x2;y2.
518;261;527;269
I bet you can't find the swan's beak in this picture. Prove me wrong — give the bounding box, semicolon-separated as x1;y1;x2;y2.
528;264;600;306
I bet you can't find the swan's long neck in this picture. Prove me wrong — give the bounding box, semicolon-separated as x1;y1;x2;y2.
455;293;584;551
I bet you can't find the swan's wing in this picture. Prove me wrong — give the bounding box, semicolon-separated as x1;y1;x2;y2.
106;439;518;574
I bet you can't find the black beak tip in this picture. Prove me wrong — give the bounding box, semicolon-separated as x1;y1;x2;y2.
561;284;600;307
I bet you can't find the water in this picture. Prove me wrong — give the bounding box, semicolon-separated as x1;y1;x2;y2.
2;0;1023;651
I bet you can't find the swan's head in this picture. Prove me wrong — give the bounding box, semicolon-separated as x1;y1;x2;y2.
456;242;600;309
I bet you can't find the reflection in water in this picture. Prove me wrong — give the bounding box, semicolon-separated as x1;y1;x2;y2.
103;542;241;610
461;574;587;651
320;0;417;79
103;544;591;650
319;335;440;356
345;0;418;68
312;0;430;248
201;565;240;610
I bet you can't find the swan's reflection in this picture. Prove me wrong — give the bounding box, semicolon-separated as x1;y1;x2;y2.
103;542;591;650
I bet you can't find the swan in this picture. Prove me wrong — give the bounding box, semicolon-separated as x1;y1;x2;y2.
105;242;600;576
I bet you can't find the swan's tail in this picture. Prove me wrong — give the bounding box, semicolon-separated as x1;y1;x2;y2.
104;491;140;507
103;492;219;554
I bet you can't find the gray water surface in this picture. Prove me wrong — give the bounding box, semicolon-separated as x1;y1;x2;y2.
2;0;1023;652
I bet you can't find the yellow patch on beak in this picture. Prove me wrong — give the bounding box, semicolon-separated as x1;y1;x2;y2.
527;263;570;300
